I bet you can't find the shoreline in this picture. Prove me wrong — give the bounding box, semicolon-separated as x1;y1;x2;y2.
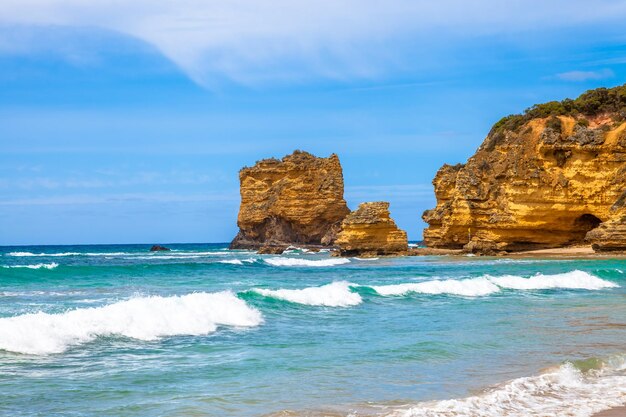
410;245;626;259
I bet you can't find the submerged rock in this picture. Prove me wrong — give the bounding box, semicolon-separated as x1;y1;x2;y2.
423;84;626;253
335;202;408;257
150;245;170;251
230;150;350;250
257;245;287;255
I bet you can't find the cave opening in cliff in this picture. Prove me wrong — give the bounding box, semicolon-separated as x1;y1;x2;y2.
572;214;602;241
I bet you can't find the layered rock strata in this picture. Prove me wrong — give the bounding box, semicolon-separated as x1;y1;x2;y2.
335;202;408;256
230;150;350;250
423;85;626;253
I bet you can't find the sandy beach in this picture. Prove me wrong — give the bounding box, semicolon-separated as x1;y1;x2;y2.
593;406;626;416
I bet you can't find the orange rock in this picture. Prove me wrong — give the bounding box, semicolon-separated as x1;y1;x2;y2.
336;202;408;256
230;150;350;250
423;95;626;253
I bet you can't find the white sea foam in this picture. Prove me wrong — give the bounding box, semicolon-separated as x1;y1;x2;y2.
2;262;59;270
251;281;362;307
7;251;129;257
218;258;256;265
371;271;618;298
389;360;626;417
488;270;619;290
354;257;380;261
219;259;244;265
0;292;262;355
372;278;500;297
263;257;350;267
6;251;227;258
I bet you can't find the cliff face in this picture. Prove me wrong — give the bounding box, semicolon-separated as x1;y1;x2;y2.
336;202;408;256
230;150;350;249
423;85;626;253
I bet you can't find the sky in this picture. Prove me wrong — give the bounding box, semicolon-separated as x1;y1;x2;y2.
1;1;626;245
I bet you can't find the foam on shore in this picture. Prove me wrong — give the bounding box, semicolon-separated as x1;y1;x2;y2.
389;358;626;417
0;292;262;355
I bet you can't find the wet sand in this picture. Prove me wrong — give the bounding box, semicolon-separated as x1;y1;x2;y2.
593;405;626;416
411;245;626;259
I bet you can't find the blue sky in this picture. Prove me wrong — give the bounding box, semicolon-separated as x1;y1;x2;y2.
1;1;626;245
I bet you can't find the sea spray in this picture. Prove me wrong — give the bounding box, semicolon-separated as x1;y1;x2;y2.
0;292;263;355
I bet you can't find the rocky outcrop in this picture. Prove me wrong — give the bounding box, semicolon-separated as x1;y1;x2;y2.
423;84;626;253
150;245;170;251
335;202;408;256
230;150;350;250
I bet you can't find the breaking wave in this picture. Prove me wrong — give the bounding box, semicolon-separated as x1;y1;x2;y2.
263;257;350;267
371;270;617;297
251;281;362;307
488;270;619;290
388;357;626;417
2;263;59;270
371;277;500;297
0;292;263;355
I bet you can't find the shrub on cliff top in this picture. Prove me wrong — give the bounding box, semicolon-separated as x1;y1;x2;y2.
490;83;626;136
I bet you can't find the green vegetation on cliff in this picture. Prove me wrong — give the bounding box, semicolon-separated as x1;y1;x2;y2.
490;84;626;136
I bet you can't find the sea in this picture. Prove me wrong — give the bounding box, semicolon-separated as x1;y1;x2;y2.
0;243;625;416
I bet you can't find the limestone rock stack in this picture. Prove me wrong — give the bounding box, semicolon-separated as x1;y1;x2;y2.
230;150;350;250
335;202;408;257
423;84;626;253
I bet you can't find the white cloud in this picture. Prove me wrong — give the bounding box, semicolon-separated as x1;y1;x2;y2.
1;1;626;85
556;68;615;82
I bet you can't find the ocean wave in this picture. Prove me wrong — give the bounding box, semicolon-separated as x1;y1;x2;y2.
7;251;130;257
219;258;257;265
389;359;626;417
6;251;226;258
370;271;618;298
371;278;500;297
1;262;59;270
0;292;263;355
488;270;619;290
251;281;362;307
263;257;350;267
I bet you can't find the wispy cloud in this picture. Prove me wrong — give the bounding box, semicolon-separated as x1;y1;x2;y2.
556;68;615;82
2;1;626;86
0;191;239;206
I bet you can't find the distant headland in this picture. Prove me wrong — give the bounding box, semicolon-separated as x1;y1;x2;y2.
230;84;626;257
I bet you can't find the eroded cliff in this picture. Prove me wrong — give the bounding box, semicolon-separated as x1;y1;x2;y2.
423;84;626;253
230;150;350;250
336;202;408;256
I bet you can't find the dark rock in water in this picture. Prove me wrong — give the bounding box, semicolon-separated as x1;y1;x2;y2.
257;245;287;255
150;245;171;252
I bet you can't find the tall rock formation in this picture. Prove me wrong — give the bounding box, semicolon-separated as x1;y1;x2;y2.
335;202;408;256
423;84;626;253
230;150;350;250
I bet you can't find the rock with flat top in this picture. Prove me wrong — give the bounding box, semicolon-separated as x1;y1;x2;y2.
335;202;408;257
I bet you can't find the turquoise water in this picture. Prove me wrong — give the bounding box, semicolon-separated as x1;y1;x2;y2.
1;244;625;416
